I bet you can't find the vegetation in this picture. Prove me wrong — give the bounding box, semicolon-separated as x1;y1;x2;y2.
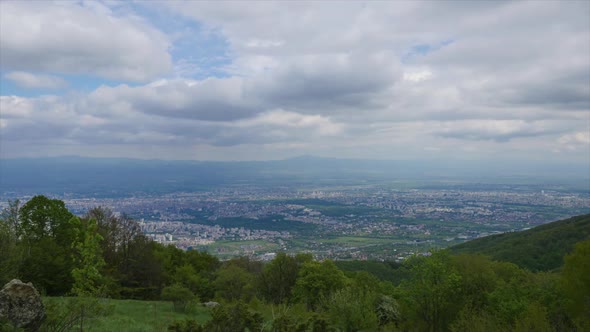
450;214;590;271
1;196;588;331
41;298;210;332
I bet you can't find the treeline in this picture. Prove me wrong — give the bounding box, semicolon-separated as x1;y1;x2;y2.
1;196;589;331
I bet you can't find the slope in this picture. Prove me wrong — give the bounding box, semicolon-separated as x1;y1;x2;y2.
450;214;590;271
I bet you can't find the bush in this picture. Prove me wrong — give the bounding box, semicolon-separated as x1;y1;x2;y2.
161;284;195;313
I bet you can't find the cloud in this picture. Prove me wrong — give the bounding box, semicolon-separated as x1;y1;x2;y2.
0;1;588;163
250;53;401;114
5;72;67;89
559;132;590;145
434;120;571;142
88;78;258;121
0;1;172;82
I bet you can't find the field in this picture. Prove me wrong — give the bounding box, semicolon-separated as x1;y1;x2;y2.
42;298;211;332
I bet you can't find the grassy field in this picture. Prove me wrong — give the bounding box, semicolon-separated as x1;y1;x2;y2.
43;298;210;332
203;239;280;259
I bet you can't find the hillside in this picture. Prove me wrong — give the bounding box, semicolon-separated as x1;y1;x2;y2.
450;214;590;271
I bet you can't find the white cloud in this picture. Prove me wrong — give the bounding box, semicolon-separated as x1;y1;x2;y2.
5;71;67;89
558;131;590;146
403;69;433;82
0;1;172;82
0;1;589;163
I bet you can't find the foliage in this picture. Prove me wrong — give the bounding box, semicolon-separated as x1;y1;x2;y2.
203;302;263;332
450;306;508;332
40;297;113;332
293;260;347;310
213;265;256;302
18;196;78;295
40;298;210;332
71;217;106;296
398;251;462;332
325;287;379;332
514;302;553;332
258;253;311;304
375;295;400;327
451;214;590;271
167;319;204;332
2;197;589;330
561;239;590;330
161;284;196;312
0;200;23;286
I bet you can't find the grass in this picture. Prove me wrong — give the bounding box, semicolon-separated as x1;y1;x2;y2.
318;236;394;246
43;298;210;332
203;239;280;259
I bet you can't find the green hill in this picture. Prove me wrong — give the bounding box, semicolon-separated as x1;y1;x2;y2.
450;214;590;271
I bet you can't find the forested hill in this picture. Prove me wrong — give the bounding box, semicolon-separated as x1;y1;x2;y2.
450;214;590;271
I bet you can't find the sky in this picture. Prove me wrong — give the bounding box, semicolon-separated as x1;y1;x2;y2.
0;1;589;164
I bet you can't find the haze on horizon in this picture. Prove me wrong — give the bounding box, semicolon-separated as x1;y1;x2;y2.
0;1;589;168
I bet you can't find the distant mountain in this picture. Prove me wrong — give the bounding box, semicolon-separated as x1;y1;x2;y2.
0;156;587;196
450;214;590;271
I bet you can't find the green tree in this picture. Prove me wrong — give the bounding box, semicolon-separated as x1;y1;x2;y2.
71;217;105;296
0;200;23;285
293;260;347;310
375;295;401;328
259;253;311;304
213;265;255;302
18;196;78;295
398;251;461;332
325;287;379;332
87;207;163;299
161;284;196;312
514;302;552;332
450;306;508;332
486;262;534;327
452;254;498;310
561;239;590;330
204;302;263;332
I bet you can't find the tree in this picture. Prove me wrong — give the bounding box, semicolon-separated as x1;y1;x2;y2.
514;302;552;332
293;260;347;310
203;302;263;332
161;284;196;312
213;265;255;302
18;196;78;295
399;251;462;332
452;254;498;310
259;253;311;304
326;287;379;332
0;200;23;285
375;295;401;328
18;196;76;244
450;306;508;332
85;207;120;271
87;207;163;299
71;217;105;296
561;239;590;330
175;264;214;302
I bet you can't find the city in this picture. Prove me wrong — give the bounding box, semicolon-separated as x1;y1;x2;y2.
4;183;587;261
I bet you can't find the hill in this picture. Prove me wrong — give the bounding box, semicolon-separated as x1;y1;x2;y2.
450;214;590;271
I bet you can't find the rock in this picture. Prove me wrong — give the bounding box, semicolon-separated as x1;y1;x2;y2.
203;301;220;308
0;279;45;331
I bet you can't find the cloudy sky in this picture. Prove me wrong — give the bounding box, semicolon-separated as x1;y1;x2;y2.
0;1;588;164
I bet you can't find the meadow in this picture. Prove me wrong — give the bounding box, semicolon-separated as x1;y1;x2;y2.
42;298;211;332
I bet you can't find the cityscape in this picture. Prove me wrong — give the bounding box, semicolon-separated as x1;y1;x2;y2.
4;182;588;261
